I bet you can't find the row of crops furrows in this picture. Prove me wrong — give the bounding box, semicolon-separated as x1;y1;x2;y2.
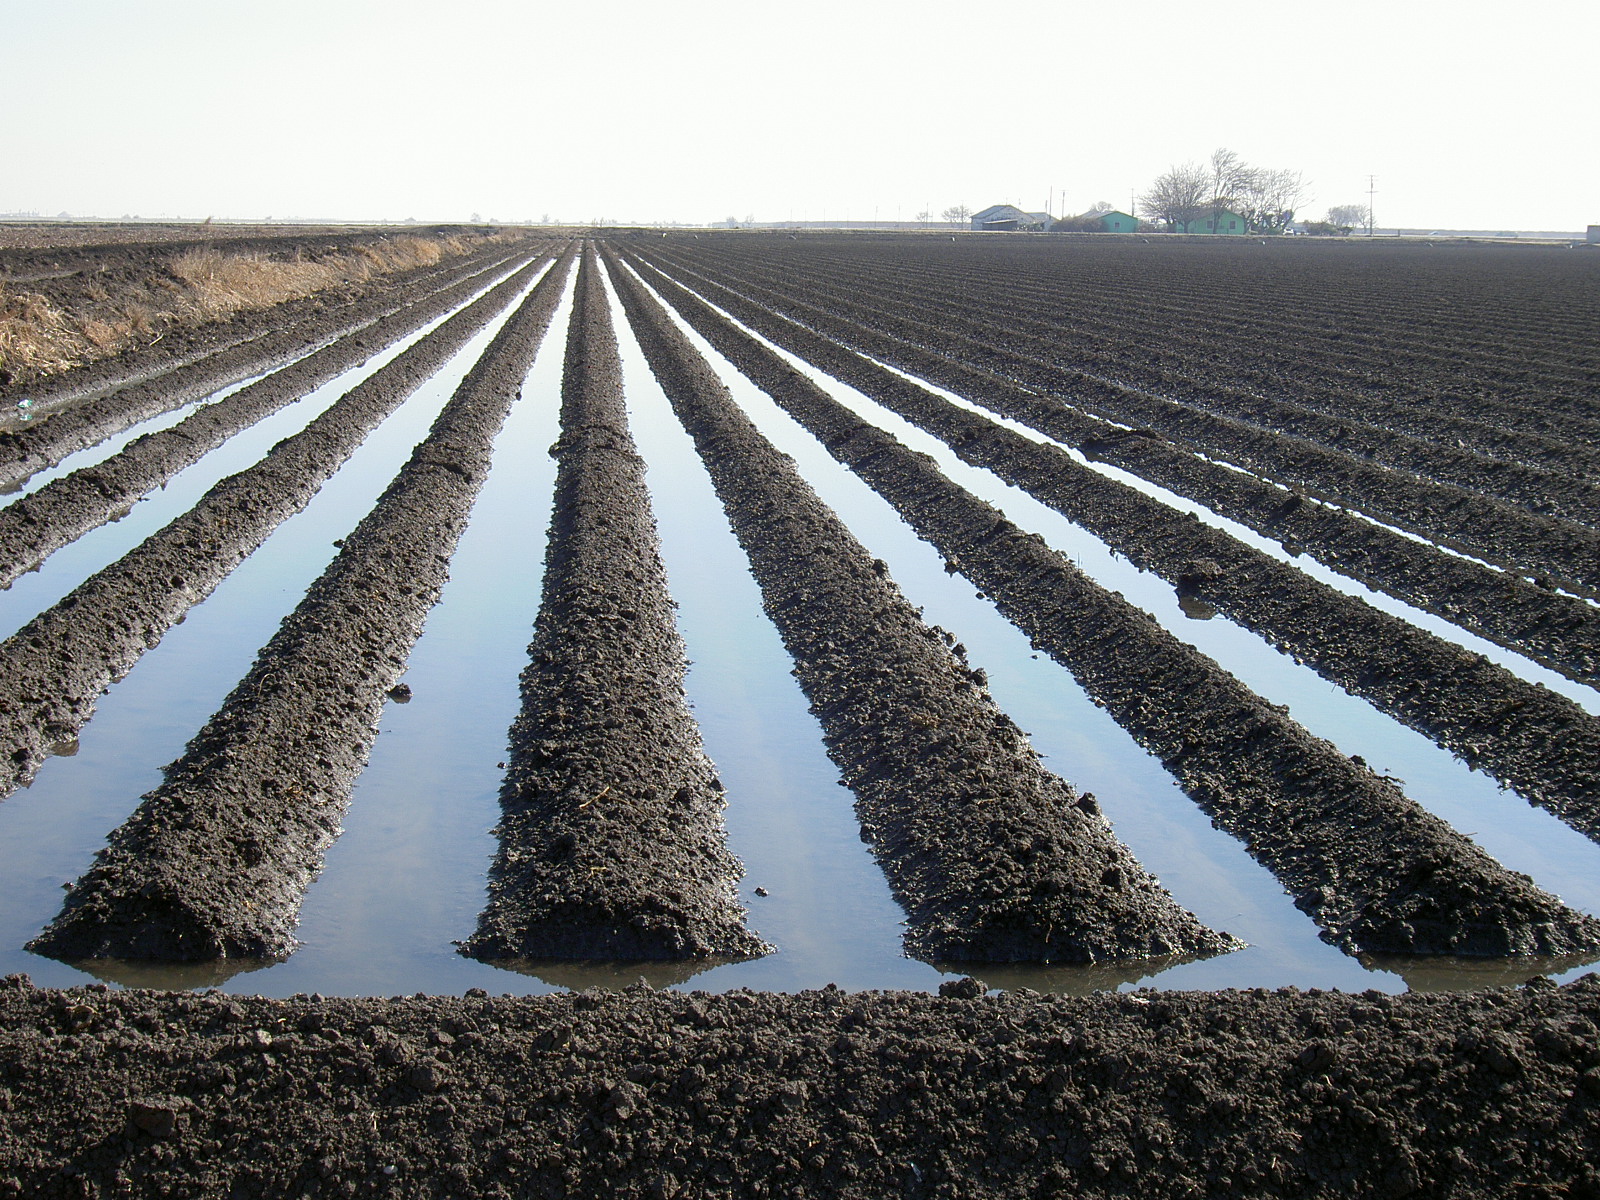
2;235;1599;998
700;240;1600;491
623;242;1600;687
611;236;1600;966
637;238;1600;599
642;237;1600;526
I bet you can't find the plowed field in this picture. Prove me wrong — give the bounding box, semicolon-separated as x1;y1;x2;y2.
2;230;1598;1197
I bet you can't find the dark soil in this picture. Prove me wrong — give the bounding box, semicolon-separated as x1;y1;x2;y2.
613;248;1600;961
607;248;1237;966
26;252;574;960
3;971;1599;1198
619;250;1600;845
638;239;1600;681
462;249;765;962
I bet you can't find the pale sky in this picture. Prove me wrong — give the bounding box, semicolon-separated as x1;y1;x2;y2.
4;0;1595;231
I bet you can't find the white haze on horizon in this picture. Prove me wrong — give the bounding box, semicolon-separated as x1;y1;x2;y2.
3;0;1595;232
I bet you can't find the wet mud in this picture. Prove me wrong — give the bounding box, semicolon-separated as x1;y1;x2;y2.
607;249;1237;966
2;972;1598;1198
615;249;1600;960
27;251;574;961
462;250;764;963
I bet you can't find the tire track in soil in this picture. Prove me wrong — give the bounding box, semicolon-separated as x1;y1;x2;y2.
29;250;574;962
0;248;563;806
0;247;546;590
606;249;1239;966
612;250;1600;961
461;248;766;963
0;241;532;493
638;246;1600;689
622;250;1600;847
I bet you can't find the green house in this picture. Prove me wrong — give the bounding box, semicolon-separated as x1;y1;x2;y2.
1190;208;1248;235
1097;209;1139;233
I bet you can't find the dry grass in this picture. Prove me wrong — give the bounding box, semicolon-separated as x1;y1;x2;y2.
0;233;490;387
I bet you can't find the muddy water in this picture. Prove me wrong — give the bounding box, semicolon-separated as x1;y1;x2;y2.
2;261;1595;996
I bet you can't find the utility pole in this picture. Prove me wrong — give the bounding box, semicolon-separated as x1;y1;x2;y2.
1367;175;1377;237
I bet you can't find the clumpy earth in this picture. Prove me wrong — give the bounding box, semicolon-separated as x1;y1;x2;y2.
2;972;1598;1198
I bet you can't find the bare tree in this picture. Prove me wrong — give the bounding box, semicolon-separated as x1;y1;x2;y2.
1327;203;1371;233
1085;200;1114;214
1140;162;1210;232
915;210;931;225
1235;167;1307;234
1208;148;1255;208
941;204;972;226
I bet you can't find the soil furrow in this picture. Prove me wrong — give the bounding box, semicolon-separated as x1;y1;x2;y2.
623;251;1600;845
737;245;1600;483
636;247;1600;687
655;244;1600;595
462;249;764;963
606;248;1238;966
29;250;574;961
0;248;545;589
0;249;565;805
0;243;530;493
613;251;1600;960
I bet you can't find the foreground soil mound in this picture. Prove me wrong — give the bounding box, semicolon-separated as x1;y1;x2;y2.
1;973;1597;1198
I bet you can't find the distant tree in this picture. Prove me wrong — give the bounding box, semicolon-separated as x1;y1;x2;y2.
1327;203;1371;233
916;210;931;225
1085;200;1114;214
1140;161;1210;232
941;204;972;226
1234;167;1307;234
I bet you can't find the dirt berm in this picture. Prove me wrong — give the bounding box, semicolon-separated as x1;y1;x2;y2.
462;248;765;963
611;249;1600;962
28;252;574;962
0;250;563;804
606;250;1235;967
1;972;1598;1198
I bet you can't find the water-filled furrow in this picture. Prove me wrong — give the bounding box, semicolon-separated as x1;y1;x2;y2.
608;249;1238;967
30;252;575;963
607;250;1600;961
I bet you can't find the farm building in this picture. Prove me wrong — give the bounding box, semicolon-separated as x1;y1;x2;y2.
1096;209;1139;233
1189;208;1248;235
971;204;1054;232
